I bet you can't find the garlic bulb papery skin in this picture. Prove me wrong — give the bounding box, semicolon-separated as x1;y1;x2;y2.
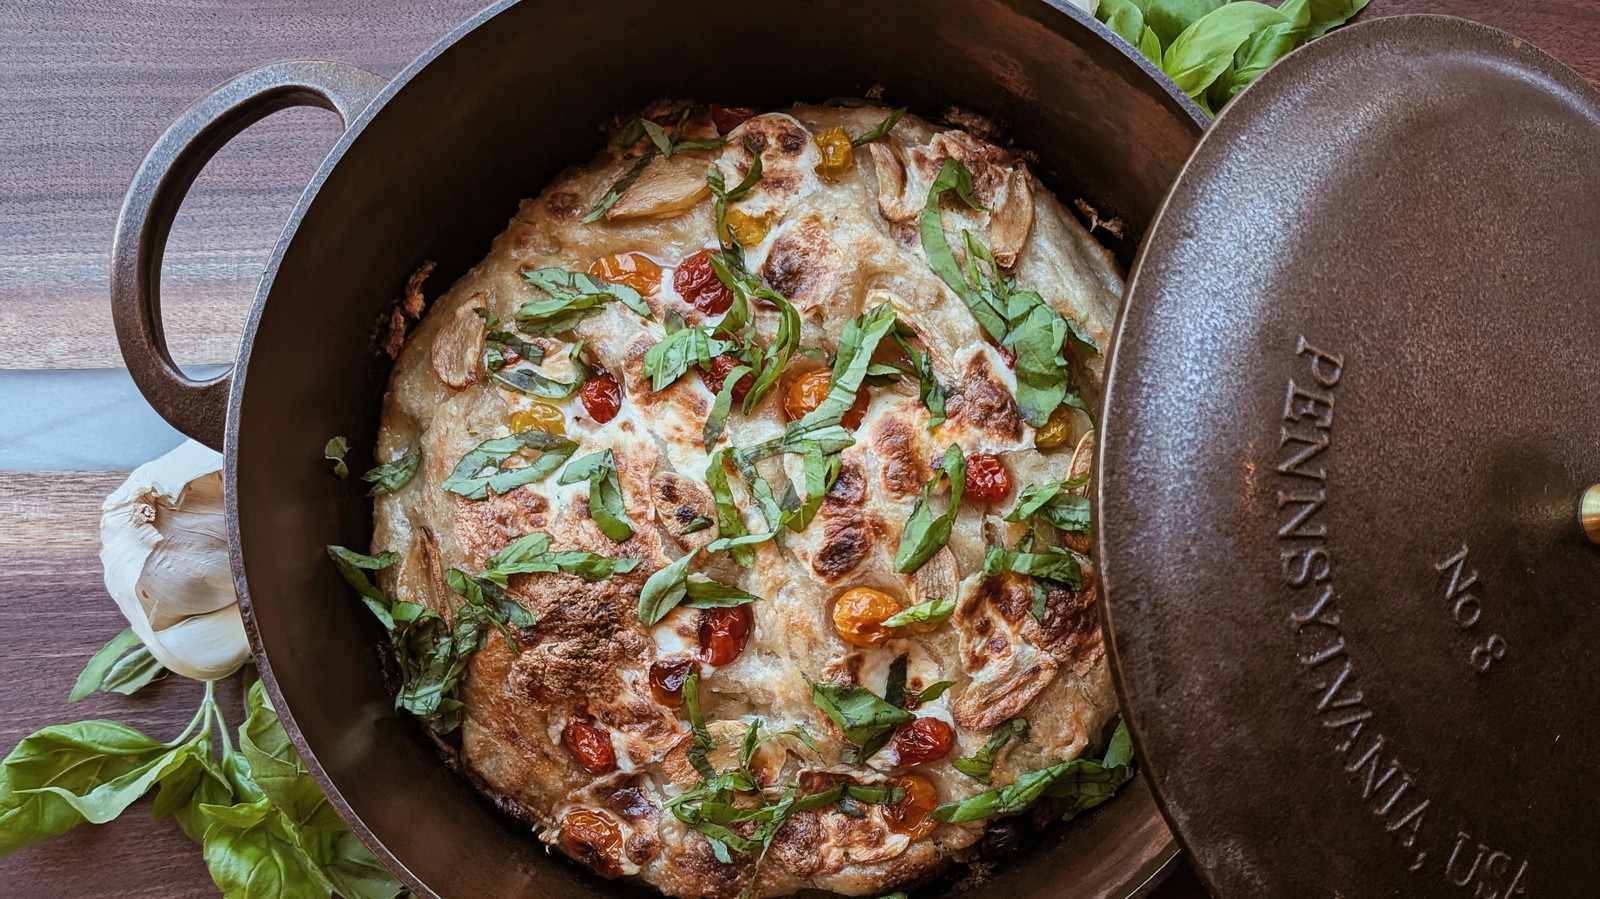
100;439;248;681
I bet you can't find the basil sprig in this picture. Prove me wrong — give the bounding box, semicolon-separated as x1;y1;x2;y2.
558;450;636;542
895;444;967;574
476;532;638;584
1005;475;1091;534
952;718;1031;783
934;718;1133;824
361;448;420;497
441;430;576;500
805;677;914;762
851;107;907;147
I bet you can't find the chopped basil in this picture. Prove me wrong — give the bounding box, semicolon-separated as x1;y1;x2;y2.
882;652;911;710
952;718;1031;783
442;430;576;500
479;308;545;371
324;436;350;479
934;719;1134;824
636;551;696;625
739;290;801;415
326;546;402;628
786;302;898;439
702;362;752;452
683;579;760;609
637;116;725;158
912;681;955;705
704;450;755;568
518;267;651;330
488;341;589;399
478;532;639;584
642;313;736;391
851;106;906;147
881;597;955;628
582;153;652;223
446;568;536;649
641;118;675;157
894;444;967;574
361;448;420;497
681;671;719;781
558;450;636;542
1005;476;1091;533
777;441;840;534
805;676;914;760
681;515;714;534
982;545;1083;589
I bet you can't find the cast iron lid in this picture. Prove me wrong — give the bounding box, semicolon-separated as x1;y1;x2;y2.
1097;14;1600;899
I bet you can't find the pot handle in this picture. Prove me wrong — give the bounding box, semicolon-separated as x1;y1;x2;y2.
110;60;388;451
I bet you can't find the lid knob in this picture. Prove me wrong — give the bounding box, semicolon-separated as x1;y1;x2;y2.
1582;485;1600;544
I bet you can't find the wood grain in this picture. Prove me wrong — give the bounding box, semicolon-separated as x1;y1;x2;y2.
2;0;1597;896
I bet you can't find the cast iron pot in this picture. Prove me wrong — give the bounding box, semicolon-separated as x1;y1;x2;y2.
110;1;1205;896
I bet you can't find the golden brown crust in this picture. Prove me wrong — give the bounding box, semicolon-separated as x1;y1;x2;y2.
371;103;1123;899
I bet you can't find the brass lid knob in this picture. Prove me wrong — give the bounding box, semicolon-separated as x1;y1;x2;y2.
1583;485;1600;544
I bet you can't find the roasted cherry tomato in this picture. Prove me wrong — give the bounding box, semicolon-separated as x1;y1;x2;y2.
963;452;1011;503
649;657;697;707
883;774;939;839
559;807;626;878
697;353;755;401
814;126;855;179
579;370;623;424
782;369;868;429
673;249;734;316
511;401;566;436
891;717;956;766
1034;404;1074;449
561;718;618;775
698;605;753;666
588;252;662;296
712;105;759;135
832;587;901;647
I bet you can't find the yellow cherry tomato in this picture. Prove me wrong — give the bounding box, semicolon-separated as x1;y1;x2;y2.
588;252;662;295
723;207;772;247
1033;404;1073;449
511;401;566;436
814;126;855;179
832;587;901;647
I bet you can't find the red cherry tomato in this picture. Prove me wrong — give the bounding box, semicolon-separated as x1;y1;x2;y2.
712;106;759;135
698;605;753;666
963;452;1012;503
891;717;956;766
673;249;734;316
649;658;696;707
559;807;626;878
697;353;755;401
561;718;618;774
883;775;939;839
580;370;623;424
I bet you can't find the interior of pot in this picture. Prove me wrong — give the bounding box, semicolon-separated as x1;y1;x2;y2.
227;1;1203;896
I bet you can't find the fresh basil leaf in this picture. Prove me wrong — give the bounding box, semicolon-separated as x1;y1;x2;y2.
1162;1;1290;99
361;448;420;497
843;783;906;805
1140;0;1226;47
787;302;898;439
323;437;349;480
778;442;838;534
1006;298;1071;426
98;647;166;697
199;796;334;898
952;718;1031;783
682;579;760;609
643;324;735;391
239;680;343;831
0;720;176;854
480;532;638;583
583;153;653;223
881;597;955;628
882;653;910;710
682;671;718;780
919;159;994;333
69;628;143;702
1098;0;1148;45
740;291;801;414
913;681;955;705
558;450;636;542
721;138;765;203
932;722;1140;826
520;267;651;324
891;331;948;430
442;430;577;500
805;677;914;759
703;363;752;452
447;569;537;651
292;825;405;899
983;545;1084;589
641;118;675;157
852;107;907;147
637;551;698;626
895;444;967;574
705;450;754;568
681;515;714;535
486;343;589;398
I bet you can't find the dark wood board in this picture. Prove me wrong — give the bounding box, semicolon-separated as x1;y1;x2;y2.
2;0;1597;895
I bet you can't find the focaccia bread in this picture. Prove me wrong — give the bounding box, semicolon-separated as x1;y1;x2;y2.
366;101;1124;899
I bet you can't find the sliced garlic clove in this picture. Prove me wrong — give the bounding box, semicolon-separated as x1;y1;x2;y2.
989;167;1035;268
910;546;960;611
867;141;916;223
431;298;486;389
606;155;712;221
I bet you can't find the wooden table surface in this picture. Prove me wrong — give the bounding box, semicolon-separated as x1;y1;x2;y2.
2;0;1596;895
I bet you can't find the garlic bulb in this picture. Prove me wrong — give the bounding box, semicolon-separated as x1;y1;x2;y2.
100;439;248;681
